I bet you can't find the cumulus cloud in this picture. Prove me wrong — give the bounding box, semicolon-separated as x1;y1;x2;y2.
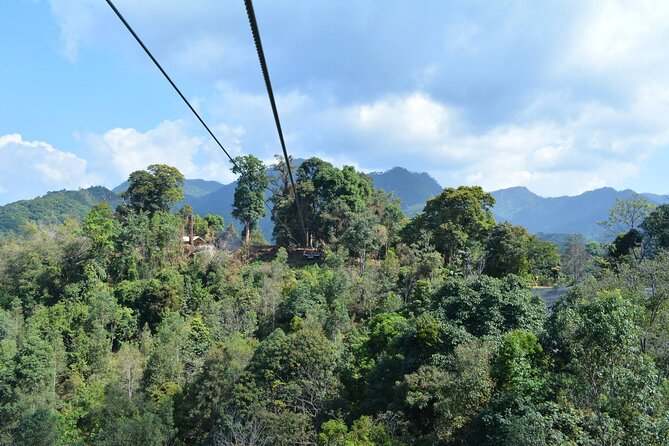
83;119;240;186
0;134;100;205
48;0;251;79
0;121;247;206
566;0;669;78
43;0;669;197
319;90;669;196
184;80;669;196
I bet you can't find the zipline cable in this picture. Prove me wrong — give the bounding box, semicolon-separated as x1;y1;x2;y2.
104;0;301;247
104;0;240;171
243;0;308;247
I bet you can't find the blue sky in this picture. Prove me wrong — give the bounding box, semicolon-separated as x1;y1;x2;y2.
2;0;669;205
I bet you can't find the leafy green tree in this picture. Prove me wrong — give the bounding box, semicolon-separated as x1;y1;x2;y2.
432;275;545;339
83;202;119;262
278;281;327;326
140;269;184;329
318;418;348;445
527;238;560;285
318;416;397;446
399;340;493;442
143;312;190;392
231;155;269;244
493;329;546;399
403;186;495;271
367;190;407;253
12;406;61;446
204;213;225;239
484;223;532;278
547;289;667;444
642;203;669;253
598;193;655;237
483;224;560;284
634;252;669;361
174;336;257;445
93;383;173;446
122;164;185;215
246;326;339;421
608;228;643;261
342;211;383;274
272;158;373;247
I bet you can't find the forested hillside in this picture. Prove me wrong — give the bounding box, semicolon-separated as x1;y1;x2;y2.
0;186;120;233
4;165;667;241
368;167;443;216
2;162;669;445
491;186;669;240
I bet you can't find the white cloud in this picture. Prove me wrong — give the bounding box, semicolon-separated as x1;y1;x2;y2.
85;119;239;186
48;0;250;76
567;0;669;76
313;89;669;196
0;134;100;205
0;120;247;205
49;0;104;62
41;0;669;198
177;79;669;196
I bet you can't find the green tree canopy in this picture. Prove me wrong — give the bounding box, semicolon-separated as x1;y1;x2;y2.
484;223;560;284
403;186;495;270
484;223;532;278
272;157;374;247
122;164;184;215
83;202;119;261
599;193;655;237
641;204;669;253
231;155;269;244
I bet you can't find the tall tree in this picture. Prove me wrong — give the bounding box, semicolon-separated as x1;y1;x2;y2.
403;186;495;270
641;204;669;254
342;210;383;274
271;157;373;247
562;235;591;282
484;223;560;284
122;164;184;215
598;193;655;237
83;202;119;262
231;155;269;244
547;289;666;444
484;223;532;278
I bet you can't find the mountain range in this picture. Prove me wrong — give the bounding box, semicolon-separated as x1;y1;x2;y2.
491;186;669;241
2;166;667;241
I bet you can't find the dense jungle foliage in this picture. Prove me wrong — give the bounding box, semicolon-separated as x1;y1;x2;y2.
2;160;669;445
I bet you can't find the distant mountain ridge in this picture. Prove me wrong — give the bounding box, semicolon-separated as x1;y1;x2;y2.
2;166;668;241
490;186;669;241
368;167;443;216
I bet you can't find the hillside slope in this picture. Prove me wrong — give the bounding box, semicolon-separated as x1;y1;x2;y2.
490;186;669;240
3;167;669;242
368;167;443;216
0;186;120;233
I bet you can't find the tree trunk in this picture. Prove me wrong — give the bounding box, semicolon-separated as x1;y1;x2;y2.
189;214;194;251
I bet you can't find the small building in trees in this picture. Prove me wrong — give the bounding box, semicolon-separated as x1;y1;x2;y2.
181;235;206;247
